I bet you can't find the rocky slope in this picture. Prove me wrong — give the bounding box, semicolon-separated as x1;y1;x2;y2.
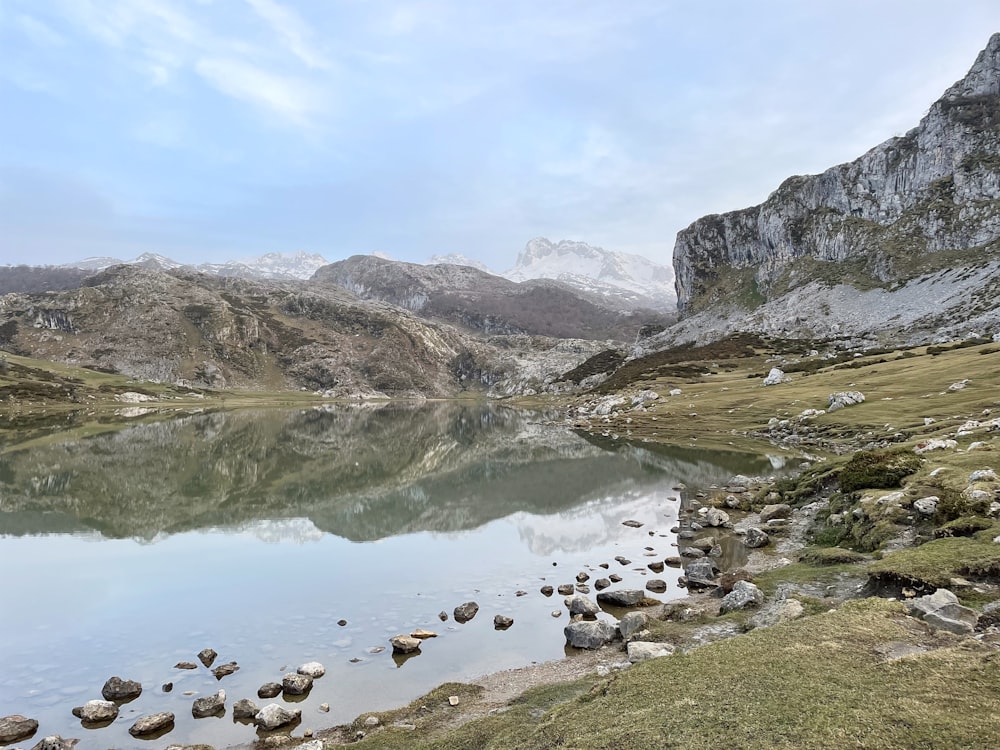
0;266;618;396
62;251;329;281
312;254;664;340
669;33;1000;344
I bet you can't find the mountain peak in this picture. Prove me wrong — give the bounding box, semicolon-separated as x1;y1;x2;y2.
942;31;1000;100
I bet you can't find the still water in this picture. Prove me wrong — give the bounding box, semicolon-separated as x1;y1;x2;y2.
0;403;775;748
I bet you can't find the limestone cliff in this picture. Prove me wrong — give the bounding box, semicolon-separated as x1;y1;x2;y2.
673;33;1000;315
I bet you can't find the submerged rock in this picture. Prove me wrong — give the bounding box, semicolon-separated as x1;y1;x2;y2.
211;662;239;680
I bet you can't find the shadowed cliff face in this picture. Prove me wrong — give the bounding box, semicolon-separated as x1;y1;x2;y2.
0;404;773;541
673;33;1000;315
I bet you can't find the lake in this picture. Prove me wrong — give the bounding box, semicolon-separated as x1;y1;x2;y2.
0;403;777;748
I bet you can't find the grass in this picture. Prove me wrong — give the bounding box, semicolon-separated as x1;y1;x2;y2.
346;599;1000;749
867;521;1000;588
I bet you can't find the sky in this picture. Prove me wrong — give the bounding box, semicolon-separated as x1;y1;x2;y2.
2;1;1000;273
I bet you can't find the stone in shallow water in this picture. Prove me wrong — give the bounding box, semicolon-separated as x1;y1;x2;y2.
128;712;174;737
493;615;514;630
410;629;437;640
211;662;239;680
719;581;764;614
453;601;480;623
564;620;616;649
297;662;326;678
71;700;118;723
257;682;282;699
743;527;770;549
101;676;142;702
30;735;78;750
192;690;226;718
282;673;313;695
596;589;645;607
254;704;301;731
174;661;197;670
0;715;39;744
232;698;259;720
390;635;422;654
540;585;554;596
198;648;218;668
645;579;667;594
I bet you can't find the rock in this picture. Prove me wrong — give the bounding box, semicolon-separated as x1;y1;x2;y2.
609;573;623;582
551;610;562;617
906;589;978;634
719;581;764;614
704;508;730;527
914;439;958;454
211;662;239;679
685;557;718;583
297;662;326;678
448;695;460;706
438;610;449;621
664;556;682;567
564;620;617;649
719;570;753;594
101;676;142;702
948;380;969;391
454;601;480;623
232;699;259;720
618;611;649;639
594;577;611;590
493;615;514;630
390;635;422;654
970;468;998;483
71;700;118;723
319;703;331;713
689;536;715;552
828;391;865;411
557;584;575;595
622;519;644;528
749;598;805;629
363;715;380;727
282;673;313;695
565;594;600;616
680;546;705;558
743;527;770;548
128;712;175;737
540;585;554;596
626;641;675;663
596;589;645;607
762;367;789;386
576;571;590;583
174;661;198;670
257;682;282;699
162;682;173;692
198;648;218;668
0;715;39;743
29;736;78;750
254;704;301;731
647;561;665;573
913;496;939;515
410;629;437;639
645;579;667;593
614;555;632;565
759;503;792;522
192;690;226;718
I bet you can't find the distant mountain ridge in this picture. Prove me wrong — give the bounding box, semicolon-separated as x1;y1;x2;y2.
61;251;329;281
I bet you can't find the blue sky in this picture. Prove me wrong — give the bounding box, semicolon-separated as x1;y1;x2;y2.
2;1;1000;272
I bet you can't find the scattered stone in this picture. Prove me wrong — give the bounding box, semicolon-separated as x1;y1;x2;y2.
410;629;437;640
596;589;645;607
680;546;705;558
319;703;331;713
254;704;301;731
913;496;939;515
647;561;665;573
71;700;118;723
363;715;380;727
192;690;226;718
563;594;600;618
626;641;675;663
257;682;282;699
515;590;527;597
594;577;611;590
297;662;326;678
540;585;554;596
689;537;714;552
557;584;575;595
128;712;174;738
101;676;142;702
282;673;313;696
198;648;218;668
645;579;667;593
704;508;730;527
906;589;978;634
438;611;449;621
233;699;259;720
609;573;623;583
622;519;644;528
828;391;865;411
211;662;239;680
494;615;514;630
719;581;764;614
749;598;805;629
174;661;198;670
664;556;682;567
614;555;632;566
162;682;173;693
576;571;590;583
685;557;719;585
743;527;770;548
564;620;617;649
337;619;348;626
448;695;460;706
914;439;958;454
389;635;422;655
618;611;648;639
551;610;562;618
948;379;969;391
454;601;480;623
29;736;78;750
759;503;792;522
762;367;789;386
0;715;39;743
970;468;998;483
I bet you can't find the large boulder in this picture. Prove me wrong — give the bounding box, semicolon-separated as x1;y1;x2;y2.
906;588;978;634
564;620;617;649
254;704;301;731
828;391;865;411
742;527;770;548
762;368;789;386
618;611;649;640
101;676;142;702
564;594;600;616
719;581;764;614
0;715;39;744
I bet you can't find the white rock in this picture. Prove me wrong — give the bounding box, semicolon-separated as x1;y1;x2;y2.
969;469;998;483
668;388;682;396
297;662;326;678
948;380;970;391
626;641;675;663
913;496;939;515
762;367;789;386
914;439;958;454
828;391;866;411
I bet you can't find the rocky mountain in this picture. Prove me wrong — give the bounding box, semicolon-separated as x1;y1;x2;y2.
0;265;617;397
62;251;329;281
504;238;676;311
668;33;1000;345
428;253;490;272
312;254;666;341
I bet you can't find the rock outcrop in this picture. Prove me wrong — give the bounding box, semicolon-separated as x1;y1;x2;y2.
670;33;1000;340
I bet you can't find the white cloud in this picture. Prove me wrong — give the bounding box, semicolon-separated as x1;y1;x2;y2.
245;0;331;70
195;57;322;126
16;14;66;47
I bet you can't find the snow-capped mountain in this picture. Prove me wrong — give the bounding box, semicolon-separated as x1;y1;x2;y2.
63;252;328;281
503;238;676;310
428;253;490;272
